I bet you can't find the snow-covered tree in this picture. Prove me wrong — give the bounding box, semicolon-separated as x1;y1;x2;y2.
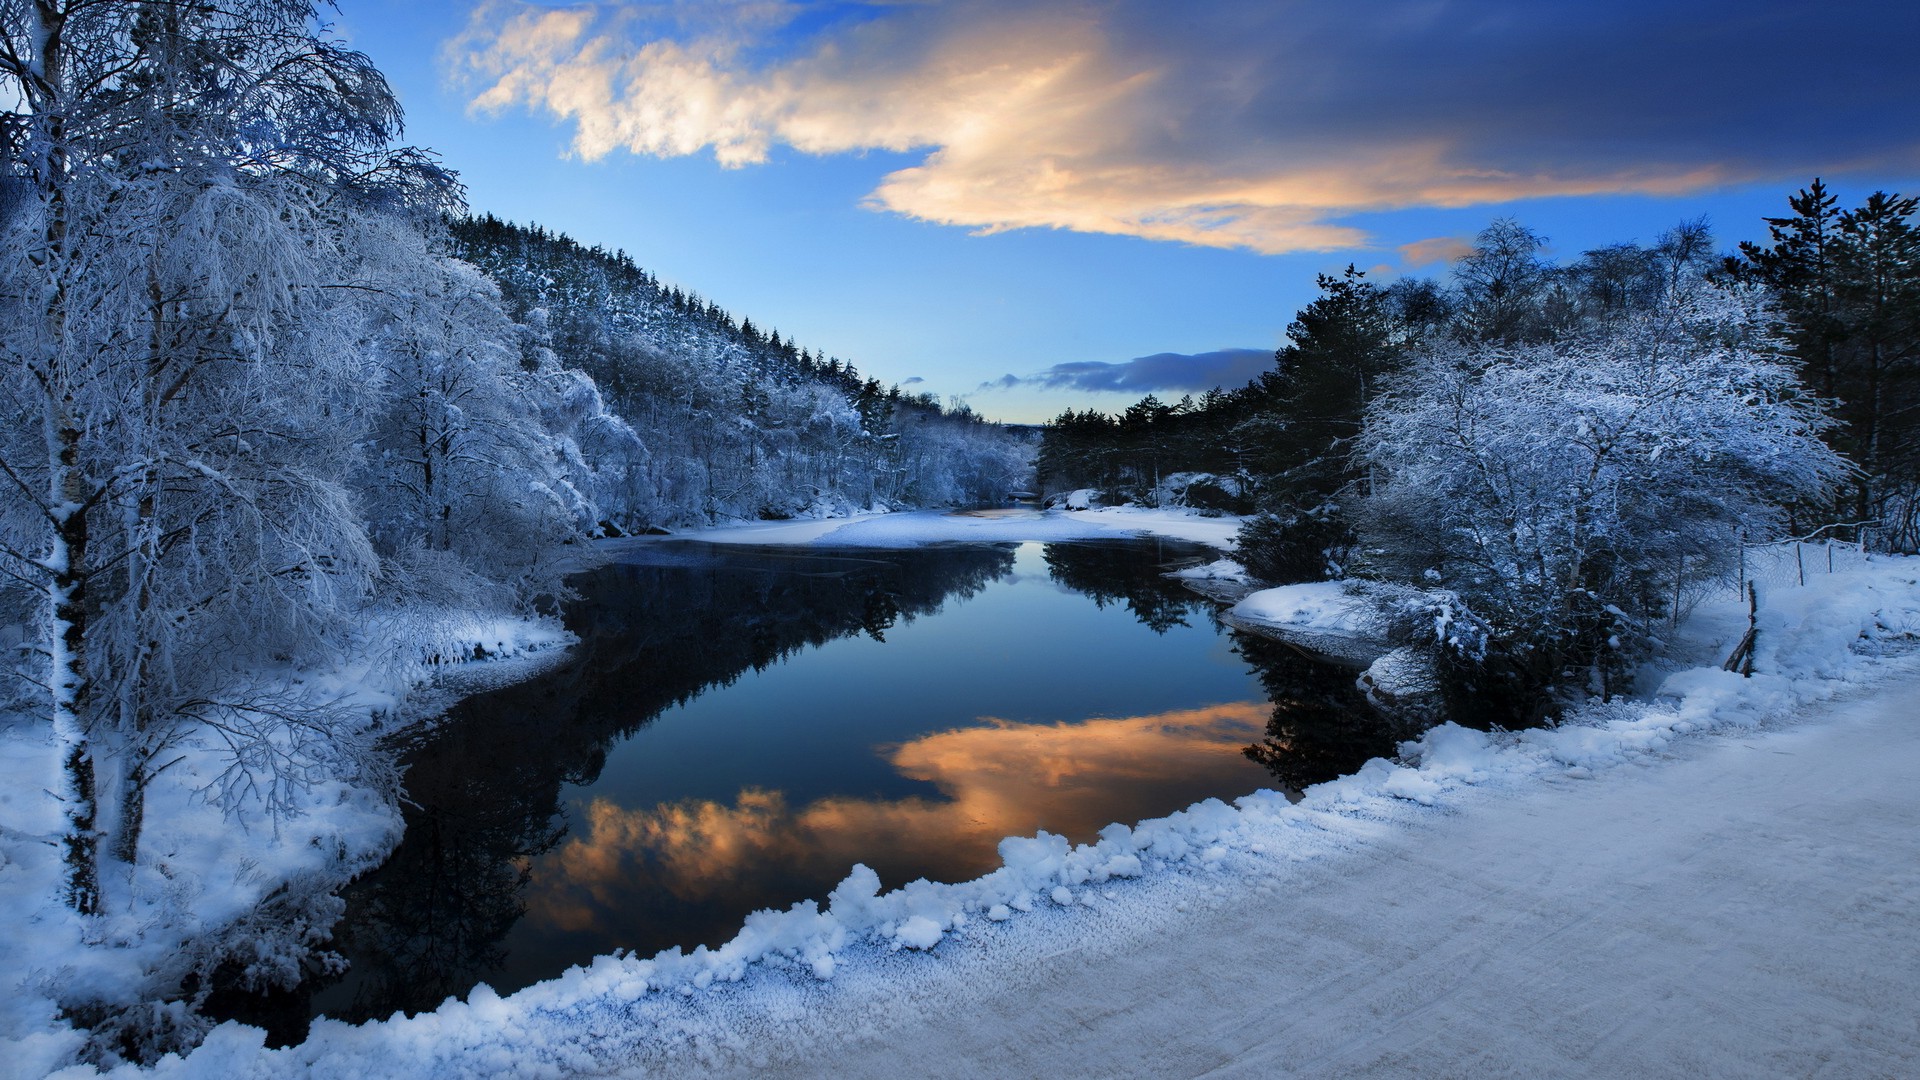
353;223;588;606
0;0;450;908
1356;278;1847;718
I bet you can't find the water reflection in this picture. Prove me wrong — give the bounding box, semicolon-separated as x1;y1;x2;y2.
1043;539;1209;633
531;701;1268;938
278;539;1398;1036
1234;633;1407;791
301;543;1017;1028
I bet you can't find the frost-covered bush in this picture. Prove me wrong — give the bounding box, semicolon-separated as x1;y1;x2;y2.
1149;472;1254;514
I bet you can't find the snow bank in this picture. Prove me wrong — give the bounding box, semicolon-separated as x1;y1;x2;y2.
1168;557;1254;603
1169;557;1248;584
1071;505;1244;548
1357;645;1445;723
30;555;1920;1079
368;611;573;670
1232;581;1378;636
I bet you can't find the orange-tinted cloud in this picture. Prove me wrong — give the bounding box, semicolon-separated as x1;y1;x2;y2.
529;701;1268;932
448;1;1920;255
1398;236;1477;269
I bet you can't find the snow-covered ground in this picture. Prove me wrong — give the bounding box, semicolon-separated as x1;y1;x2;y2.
0;612;573;1071
625;506;1247;552
19;545;1917;1077
674;657;1920;1079
1231;581;1379;637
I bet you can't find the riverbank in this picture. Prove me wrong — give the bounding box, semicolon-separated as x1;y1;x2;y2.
28;544;1916;1077
607;504;1248;551
3;506;1244;1070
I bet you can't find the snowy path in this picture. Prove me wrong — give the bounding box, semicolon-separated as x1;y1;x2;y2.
664;666;1920;1079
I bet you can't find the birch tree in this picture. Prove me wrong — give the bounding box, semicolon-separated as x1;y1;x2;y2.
0;0;451;909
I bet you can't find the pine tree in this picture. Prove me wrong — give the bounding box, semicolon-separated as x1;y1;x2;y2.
1742;182;1920;540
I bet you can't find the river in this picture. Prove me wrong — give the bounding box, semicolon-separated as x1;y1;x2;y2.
213;536;1400;1039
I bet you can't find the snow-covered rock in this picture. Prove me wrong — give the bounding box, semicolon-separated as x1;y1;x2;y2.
1357;645;1446;724
1226;581;1389;665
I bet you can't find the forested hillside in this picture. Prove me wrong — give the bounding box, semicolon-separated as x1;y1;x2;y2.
450;215;1033;529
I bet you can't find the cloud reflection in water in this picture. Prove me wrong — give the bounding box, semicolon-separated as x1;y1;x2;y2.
530;701;1268;935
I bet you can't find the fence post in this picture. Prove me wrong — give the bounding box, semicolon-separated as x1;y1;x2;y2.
1737;530;1746;600
1744;582;1758;677
1795;543;1805;587
1722;581;1760;677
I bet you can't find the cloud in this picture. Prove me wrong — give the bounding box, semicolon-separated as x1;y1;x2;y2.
988;348;1274;396
526;702;1267;931
451;0;1920;254
1398;236;1476;268
901;375;925;385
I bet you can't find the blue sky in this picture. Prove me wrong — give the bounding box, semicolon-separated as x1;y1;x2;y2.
335;1;1920;423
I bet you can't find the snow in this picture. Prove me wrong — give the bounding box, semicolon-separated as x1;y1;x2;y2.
647;507;1246;552
22;552;1920;1078
0;609;573;1073
1169;557;1248;584
1357;645;1444;722
1231;581;1379;636
1166;557;1254;603
1227;580;1390;664
674;665;1920;1079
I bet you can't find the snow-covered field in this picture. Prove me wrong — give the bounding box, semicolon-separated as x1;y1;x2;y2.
12;531;1916;1077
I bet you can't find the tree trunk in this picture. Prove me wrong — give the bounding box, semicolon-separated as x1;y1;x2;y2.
52;411;100;914
112;757;145;866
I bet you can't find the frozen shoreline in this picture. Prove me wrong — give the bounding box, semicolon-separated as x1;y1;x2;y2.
20;537;1917;1077
605;505;1247;553
674;655;1920;1079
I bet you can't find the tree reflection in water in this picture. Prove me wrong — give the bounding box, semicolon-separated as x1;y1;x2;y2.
1231;631;1406;794
1041;538;1213;634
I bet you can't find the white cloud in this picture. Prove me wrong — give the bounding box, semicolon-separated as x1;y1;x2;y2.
449;0;1920;255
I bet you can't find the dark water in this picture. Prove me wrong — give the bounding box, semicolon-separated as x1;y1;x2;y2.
240;537;1395;1034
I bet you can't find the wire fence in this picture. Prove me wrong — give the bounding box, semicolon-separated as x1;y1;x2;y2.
1720;530;1877;676
1740;535;1874;596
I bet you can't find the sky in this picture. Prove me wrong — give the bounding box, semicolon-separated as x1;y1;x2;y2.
333;0;1920;424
